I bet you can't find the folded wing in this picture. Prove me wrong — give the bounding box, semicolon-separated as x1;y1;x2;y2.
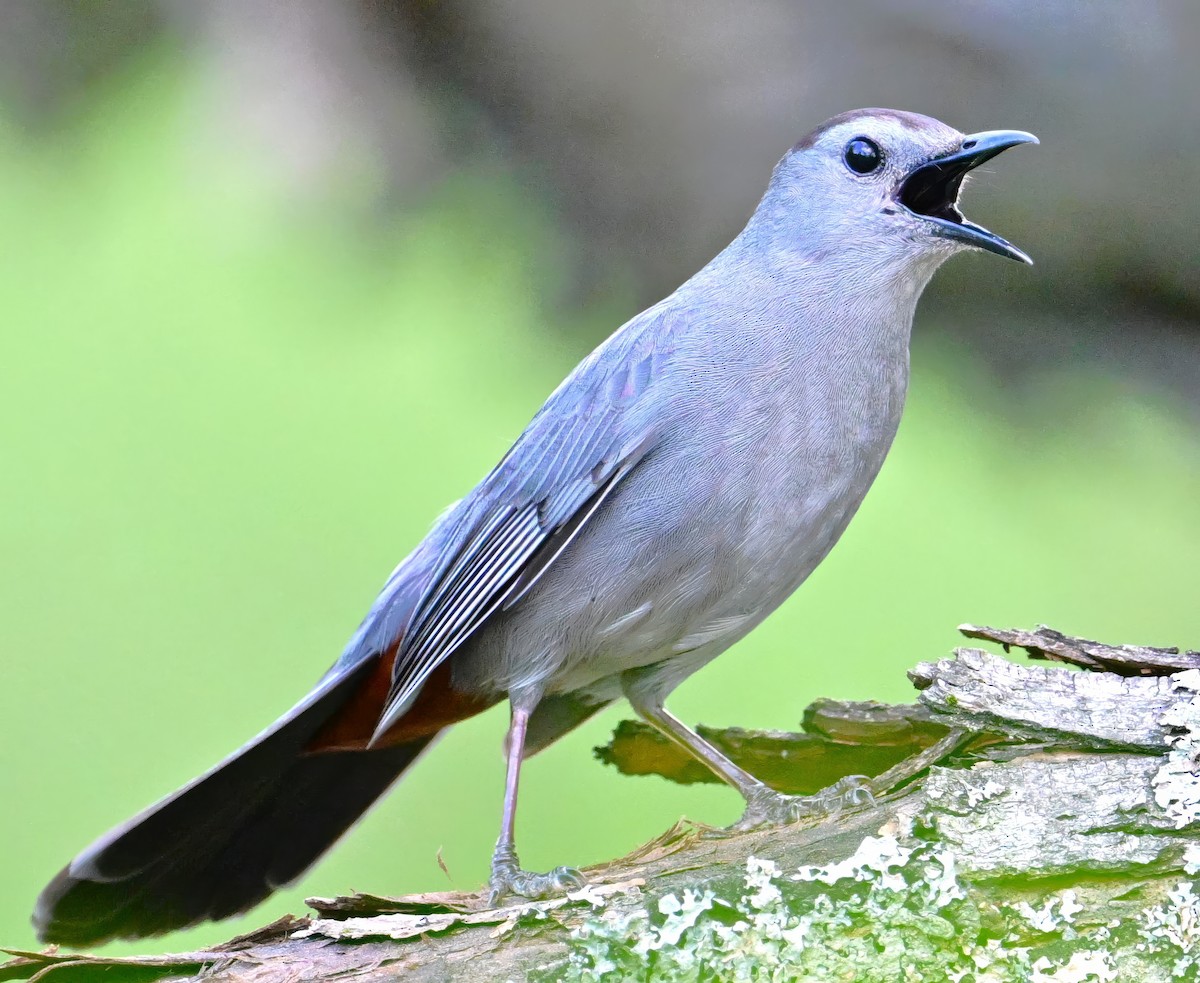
372;309;675;739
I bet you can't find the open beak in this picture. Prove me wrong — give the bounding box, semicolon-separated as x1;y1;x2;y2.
898;129;1038;264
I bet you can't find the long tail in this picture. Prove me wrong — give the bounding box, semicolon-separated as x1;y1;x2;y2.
34;658;436;947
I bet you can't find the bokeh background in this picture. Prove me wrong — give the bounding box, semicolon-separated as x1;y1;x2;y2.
3;0;1198;955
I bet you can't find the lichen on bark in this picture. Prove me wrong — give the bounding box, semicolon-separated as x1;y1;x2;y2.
4;625;1199;982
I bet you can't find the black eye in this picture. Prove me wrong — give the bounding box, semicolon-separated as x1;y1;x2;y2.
843;137;883;175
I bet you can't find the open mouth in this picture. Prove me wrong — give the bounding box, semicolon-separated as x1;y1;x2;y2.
897;129;1038;264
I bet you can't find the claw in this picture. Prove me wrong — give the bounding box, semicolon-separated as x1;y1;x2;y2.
735;775;875;830
488;853;586;906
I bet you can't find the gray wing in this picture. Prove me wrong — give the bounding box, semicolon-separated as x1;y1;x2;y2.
370;308;675;739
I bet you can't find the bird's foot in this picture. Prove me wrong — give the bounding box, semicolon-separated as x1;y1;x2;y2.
487;845;585;906
733;775;875;830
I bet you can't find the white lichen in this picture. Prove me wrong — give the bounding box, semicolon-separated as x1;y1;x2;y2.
793;833;913;891
1140;878;1200;977
1009;890;1084;935
640;889;718;951
964;778;1008;808
559;842;1041;981
556;838;1199;981
1029;949;1117;982
1185;843;1200;876
1154;669;1200;829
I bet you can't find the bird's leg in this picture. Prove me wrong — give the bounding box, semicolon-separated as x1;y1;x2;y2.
625;692;873;829
487;700;586;905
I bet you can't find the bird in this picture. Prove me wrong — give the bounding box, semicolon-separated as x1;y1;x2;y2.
34;108;1036;946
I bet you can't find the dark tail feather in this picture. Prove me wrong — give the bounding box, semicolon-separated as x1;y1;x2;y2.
34;661;435;947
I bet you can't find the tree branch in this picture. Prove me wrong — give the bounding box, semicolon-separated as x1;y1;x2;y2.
7;625;1200;981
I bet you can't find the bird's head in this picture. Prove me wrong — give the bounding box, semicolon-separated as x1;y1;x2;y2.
758;108;1037;275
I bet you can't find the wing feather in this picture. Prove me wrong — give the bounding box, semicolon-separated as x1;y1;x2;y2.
503;446;648;611
370;311;674;740
390;508;541;700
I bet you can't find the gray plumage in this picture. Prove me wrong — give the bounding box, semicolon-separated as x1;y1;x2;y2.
373;111;989;722
34;108;1036;946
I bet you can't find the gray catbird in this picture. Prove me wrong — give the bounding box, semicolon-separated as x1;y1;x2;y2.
34;108;1035;945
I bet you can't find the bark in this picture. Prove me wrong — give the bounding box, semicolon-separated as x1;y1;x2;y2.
5;625;1200;982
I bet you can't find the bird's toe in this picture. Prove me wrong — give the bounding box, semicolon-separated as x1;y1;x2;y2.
487;859;586;906
734;775;875;830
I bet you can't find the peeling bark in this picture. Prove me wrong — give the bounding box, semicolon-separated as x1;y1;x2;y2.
6;625;1200;982
959;623;1200;676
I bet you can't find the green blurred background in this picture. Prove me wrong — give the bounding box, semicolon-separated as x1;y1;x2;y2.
2;4;1199;957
